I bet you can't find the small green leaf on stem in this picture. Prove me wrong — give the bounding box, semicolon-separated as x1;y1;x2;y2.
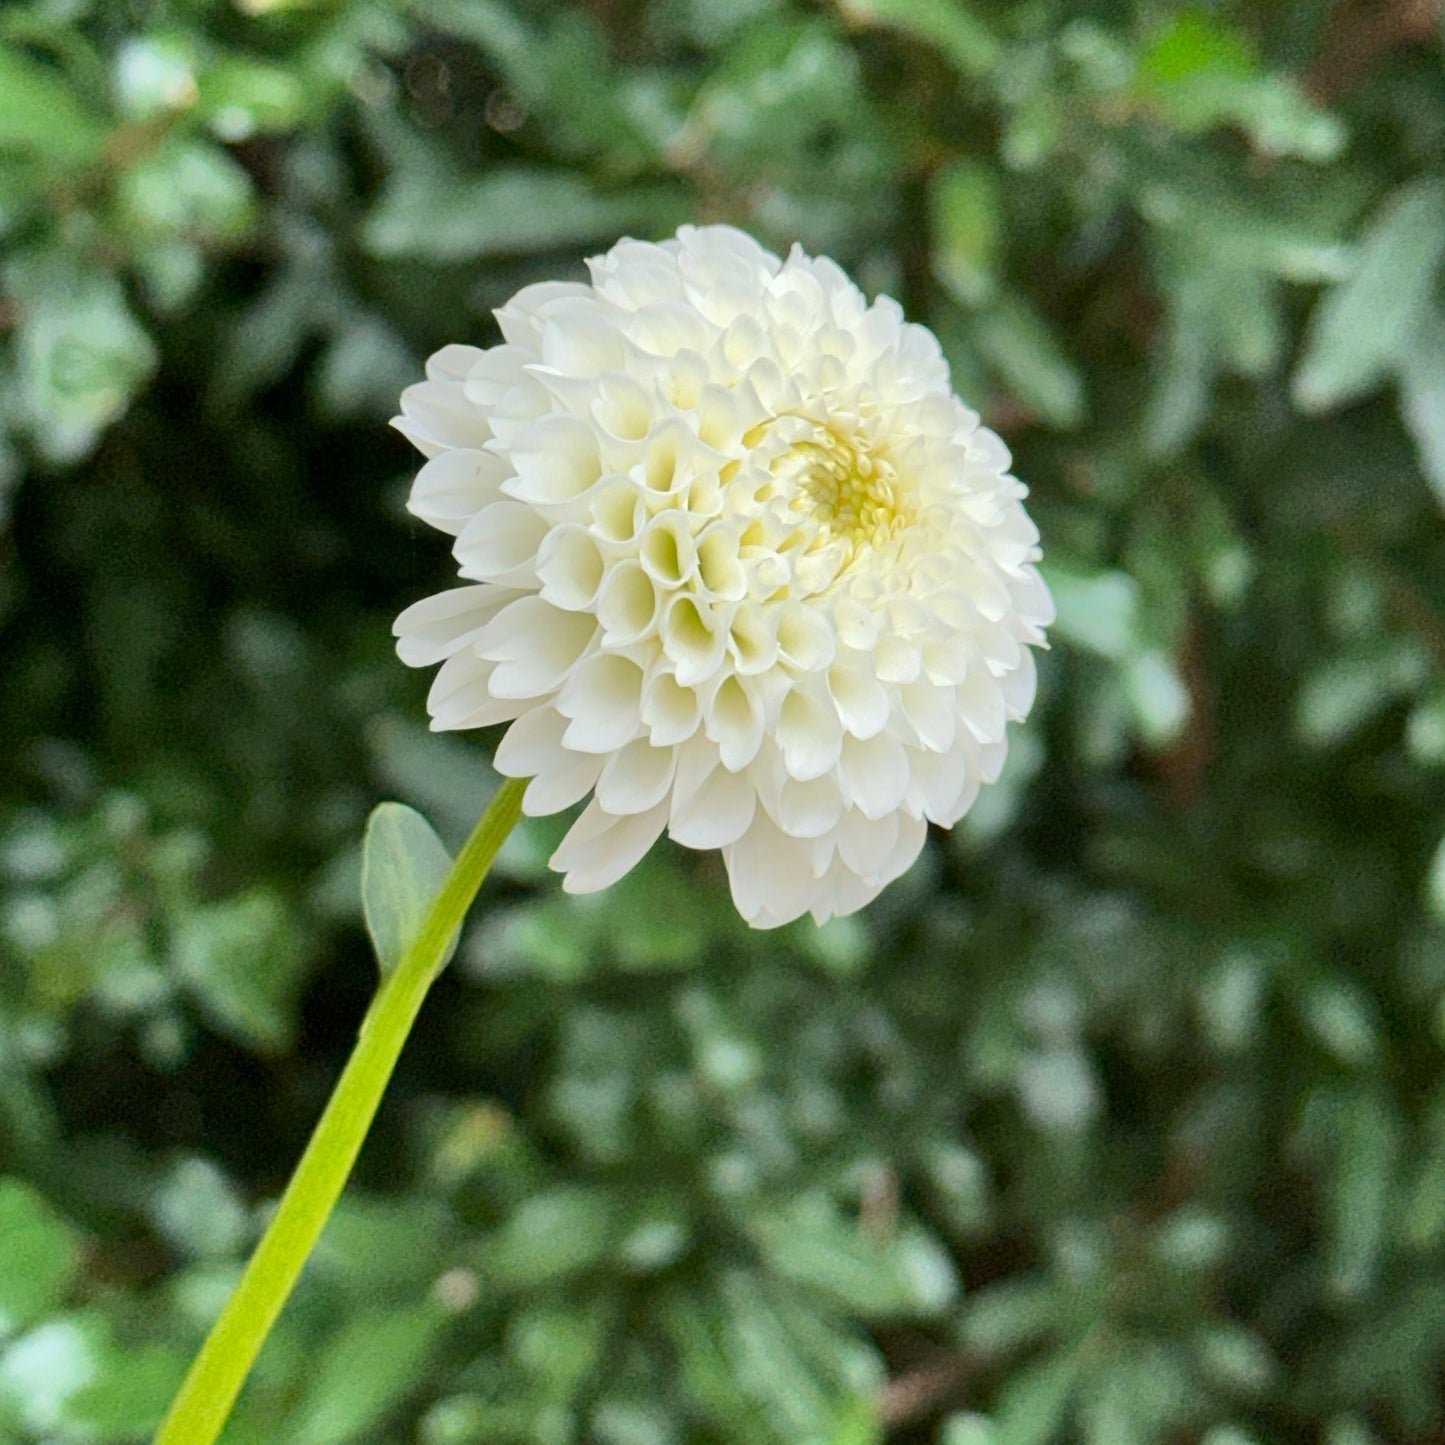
361;803;454;978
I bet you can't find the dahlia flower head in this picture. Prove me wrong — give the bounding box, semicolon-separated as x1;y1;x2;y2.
393;225;1052;928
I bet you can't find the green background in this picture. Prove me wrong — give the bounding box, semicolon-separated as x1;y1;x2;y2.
2;0;1444;1440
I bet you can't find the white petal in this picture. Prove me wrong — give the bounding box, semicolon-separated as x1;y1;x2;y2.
957;670;1006;743
703;674;763;772
556;653;646;753
839;733;910;820
477;598;597;699
901;678;958;753
669;762;757;849
722;810;815;926
426;343;486;383
409;449;509;535
523;753;604;816
551;798;669;893
828;661;890;740
455;501;549;584
774;774;844;839
776;683;843;782
393;586;512;668
642;669;701;746
662;594;728;688
596;738;677;815
998;649;1038;718
536;525;606;611
835;808;900;879
493;705;568;777
393;379;491;456
427;653;520;730
504;415;602;505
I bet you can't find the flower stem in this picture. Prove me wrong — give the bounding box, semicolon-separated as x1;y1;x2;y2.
153;776;527;1445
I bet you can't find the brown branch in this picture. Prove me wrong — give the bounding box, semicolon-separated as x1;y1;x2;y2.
1306;0;1445;104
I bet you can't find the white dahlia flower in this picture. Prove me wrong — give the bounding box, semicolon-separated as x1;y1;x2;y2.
393;225;1052;927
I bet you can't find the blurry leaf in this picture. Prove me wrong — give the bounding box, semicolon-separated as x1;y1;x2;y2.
751;1196;957;1318
1191;1325;1274;1394
5;251;157;462
973;293;1085;429
315;1195;452;1293
0;42;104;166
151;1156;249;1260
838;0;1000;76
315;317;417;418
1326;1090;1398;1298
173;888;304;1052
64;1338;185;1440
1042;567;1138;659
364;164;680;262
507;1297;610;1399
1121;650;1189;747
1136;12;1343;160
943;1416;1000;1445
0;1181;80;1337
361;802;454;979
116;138;257;245
992;1350;1081;1445
114;33;198;118
1297;979;1378;1068
482;1187;620;1291
367;717;498;845
200;57;307;141
0;1315;98;1434
934;160;1001;306
1326;1417;1380;1445
715;1274;844;1438
661;1294;777;1441
686;22;871;182
1427;833;1445;922
289;1305;447;1445
1294;179;1445;411
1296;641;1429;747
1398;305;1445;508
959;1278;1056;1355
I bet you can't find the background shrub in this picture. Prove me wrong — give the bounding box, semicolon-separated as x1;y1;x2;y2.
1;1;1443;1441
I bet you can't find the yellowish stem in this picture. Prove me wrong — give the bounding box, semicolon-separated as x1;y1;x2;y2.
153;776;527;1445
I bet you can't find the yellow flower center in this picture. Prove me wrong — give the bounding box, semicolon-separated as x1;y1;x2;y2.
785;427;912;554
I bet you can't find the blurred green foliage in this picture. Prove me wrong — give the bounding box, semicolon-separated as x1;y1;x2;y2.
1;0;1444;1440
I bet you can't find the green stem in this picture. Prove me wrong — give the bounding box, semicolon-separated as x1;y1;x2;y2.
153;776;527;1445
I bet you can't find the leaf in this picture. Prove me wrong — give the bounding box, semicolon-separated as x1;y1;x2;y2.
0;1315;99;1434
288;1306;446;1445
1427;832;1445;922
972;293;1085;429
481;1187;621;1291
992;1351;1082;1445
1398;305;1445;508
0;43;104;166
360;802;454;979
173;889;305;1052
6;251;157;462
1293;178;1445;411
363;165;681;262
1041;567;1139;660
838;0;1000;76
1136;12;1343;160
64;1339;186;1441
750;1197;957;1319
0;1182;80;1338
933;160;1001;306
1326;1090;1398;1298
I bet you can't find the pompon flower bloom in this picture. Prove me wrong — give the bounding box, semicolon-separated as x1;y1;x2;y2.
393;225;1052;927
